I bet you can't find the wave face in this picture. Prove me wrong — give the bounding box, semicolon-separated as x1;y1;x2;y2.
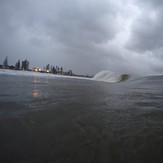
93;71;129;82
118;74;129;82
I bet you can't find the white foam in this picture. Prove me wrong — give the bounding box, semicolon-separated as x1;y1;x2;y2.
93;71;118;82
0;69;87;80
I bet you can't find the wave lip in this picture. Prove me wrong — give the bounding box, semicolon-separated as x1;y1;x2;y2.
118;74;129;82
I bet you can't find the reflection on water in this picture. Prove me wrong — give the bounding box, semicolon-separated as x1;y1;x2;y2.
32;77;50;99
32;77;42;98
33;90;40;98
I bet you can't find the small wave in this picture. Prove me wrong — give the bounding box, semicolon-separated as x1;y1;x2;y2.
93;71;129;83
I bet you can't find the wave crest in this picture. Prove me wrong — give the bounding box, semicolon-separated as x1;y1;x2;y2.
93;71;129;82
93;71;118;82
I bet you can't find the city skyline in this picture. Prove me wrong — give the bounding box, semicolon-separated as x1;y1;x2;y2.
1;0;163;75
0;56;91;77
0;56;66;71
0;56;68;72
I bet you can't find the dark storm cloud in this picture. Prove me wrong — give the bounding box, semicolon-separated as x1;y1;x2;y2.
126;12;163;52
0;0;121;74
126;0;163;53
124;0;163;74
45;1;118;46
0;0;163;74
137;0;163;7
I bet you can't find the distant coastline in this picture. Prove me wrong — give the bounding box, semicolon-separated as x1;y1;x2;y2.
0;56;93;78
0;66;93;79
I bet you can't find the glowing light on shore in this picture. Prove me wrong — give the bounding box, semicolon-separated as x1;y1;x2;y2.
32;68;41;72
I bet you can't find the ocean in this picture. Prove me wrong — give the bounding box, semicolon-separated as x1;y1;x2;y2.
0;69;163;163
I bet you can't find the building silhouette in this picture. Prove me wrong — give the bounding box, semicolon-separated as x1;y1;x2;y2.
15;60;21;70
22;59;29;70
3;56;8;68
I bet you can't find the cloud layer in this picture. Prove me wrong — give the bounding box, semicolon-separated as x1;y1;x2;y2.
0;0;163;75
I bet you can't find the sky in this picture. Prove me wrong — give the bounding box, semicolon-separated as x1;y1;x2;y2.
0;0;163;75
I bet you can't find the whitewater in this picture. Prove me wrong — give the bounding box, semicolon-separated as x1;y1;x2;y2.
0;69;163;163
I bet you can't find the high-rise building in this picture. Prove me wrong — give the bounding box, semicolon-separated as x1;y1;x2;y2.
3;56;8;68
22;59;29;70
15;60;21;70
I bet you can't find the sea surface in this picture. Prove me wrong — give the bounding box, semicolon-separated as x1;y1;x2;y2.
0;70;163;163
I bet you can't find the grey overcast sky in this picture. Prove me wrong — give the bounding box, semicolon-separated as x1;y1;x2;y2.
0;0;163;75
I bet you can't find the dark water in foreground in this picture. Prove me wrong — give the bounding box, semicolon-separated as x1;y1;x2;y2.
0;71;163;163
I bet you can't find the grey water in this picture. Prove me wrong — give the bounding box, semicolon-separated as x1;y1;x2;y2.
0;71;163;163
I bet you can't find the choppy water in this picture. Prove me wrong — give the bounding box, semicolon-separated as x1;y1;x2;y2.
0;70;163;163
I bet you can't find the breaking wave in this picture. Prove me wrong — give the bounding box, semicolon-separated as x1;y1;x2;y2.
0;69;130;82
93;71;129;83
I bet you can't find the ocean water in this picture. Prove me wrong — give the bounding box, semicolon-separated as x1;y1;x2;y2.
0;70;163;163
